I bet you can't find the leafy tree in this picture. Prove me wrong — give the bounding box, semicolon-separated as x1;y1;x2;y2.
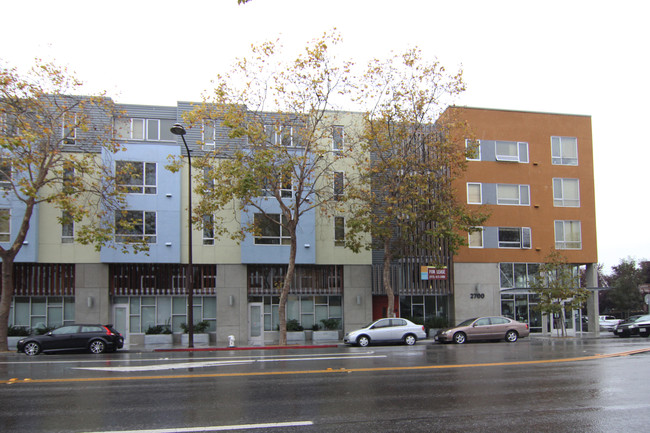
174;33;354;345
530;250;589;336
601;258;645;317
343;49;488;317
0;60;132;351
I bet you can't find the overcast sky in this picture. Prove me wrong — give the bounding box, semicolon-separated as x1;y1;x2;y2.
1;0;647;273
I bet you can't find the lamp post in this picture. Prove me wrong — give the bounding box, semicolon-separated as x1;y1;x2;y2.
170;123;194;348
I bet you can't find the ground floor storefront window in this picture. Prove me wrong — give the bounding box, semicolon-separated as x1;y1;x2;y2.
9;296;75;330
112;295;217;333
500;292;542;332
248;295;343;331
399;295;449;327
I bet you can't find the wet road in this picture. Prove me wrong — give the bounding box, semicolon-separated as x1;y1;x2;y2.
2;335;650;432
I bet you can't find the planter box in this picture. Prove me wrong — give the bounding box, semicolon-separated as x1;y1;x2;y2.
287;331;306;344
144;334;173;346
181;333;209;345
313;330;339;343
8;336;24;350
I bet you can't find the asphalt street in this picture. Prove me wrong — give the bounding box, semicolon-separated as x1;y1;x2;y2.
2;335;650;433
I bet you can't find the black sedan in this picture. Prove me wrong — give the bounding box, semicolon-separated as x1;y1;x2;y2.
16;324;124;355
614;315;650;338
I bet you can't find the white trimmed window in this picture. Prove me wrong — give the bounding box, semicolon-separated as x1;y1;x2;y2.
0;209;10;242
497;184;530;206
334;216;345;247
115;118;175;141
0;159;11;189
553;178;580;207
62;114;77;144
61;211;74;243
254;213;290;245
203;214;214;246
116;161;157;194
495;141;528;163
551;136;578;165
334;172;344;200
202;121;216;150
465;139;481;161
468;227;483;248
498;227;531;249
332;125;344;151
115;210;157;244
467;183;482;204
555;220;582;249
264;124;293;146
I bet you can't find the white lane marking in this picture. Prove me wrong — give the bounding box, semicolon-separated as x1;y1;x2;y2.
83;420;314;433
74;354;385;372
1;351;377;365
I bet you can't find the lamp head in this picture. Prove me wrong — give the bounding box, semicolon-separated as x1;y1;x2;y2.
170;123;187;136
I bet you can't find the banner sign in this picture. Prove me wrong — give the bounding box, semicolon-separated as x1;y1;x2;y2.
420;266;448;280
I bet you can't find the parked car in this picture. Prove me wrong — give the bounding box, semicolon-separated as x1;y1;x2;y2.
434;316;530;344
16;324;124;356
613;315;650;338
599;315;622;332
344;318;427;347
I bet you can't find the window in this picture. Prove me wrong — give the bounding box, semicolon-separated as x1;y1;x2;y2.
332;125;344;151
498;227;531;249
465;139;481;161
264;124;293;146
203;120;215;150
115;210;157;243
334;172;344;200
62;115;76;144
334;216;345;247
468;227;483;248
495;141;528;163
203;215;214;246
0;159;11;189
254;213;290;245
551;136;578;165
61;211;74;243
116;161;157;194
0;209;10;242
203;166;214;191
553;178;580;207
499;263;540;288
467;183;482;204
497;184;530;205
115;118;175;141
555;220;581;249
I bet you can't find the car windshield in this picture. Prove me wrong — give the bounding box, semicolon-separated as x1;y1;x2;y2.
457;318;478;327
634;315;650;322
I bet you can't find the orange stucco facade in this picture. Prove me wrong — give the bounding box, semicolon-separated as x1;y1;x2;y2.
451;106;598;266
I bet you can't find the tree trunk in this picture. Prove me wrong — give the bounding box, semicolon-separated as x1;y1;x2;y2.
277;224;298;346
383;242;395;318
0;256;15;352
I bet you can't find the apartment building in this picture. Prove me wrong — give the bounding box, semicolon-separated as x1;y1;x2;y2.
449;106;599;334
2;101;599;346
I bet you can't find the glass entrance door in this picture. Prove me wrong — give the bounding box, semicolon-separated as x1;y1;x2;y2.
113;304;129;347
248;303;264;346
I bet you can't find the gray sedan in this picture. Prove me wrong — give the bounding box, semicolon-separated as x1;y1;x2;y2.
344;318;427;347
435;316;530;344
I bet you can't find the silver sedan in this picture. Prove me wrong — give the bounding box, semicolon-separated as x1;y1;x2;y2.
344;318;427;347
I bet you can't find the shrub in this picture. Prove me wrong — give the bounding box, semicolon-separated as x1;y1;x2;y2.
8;325;31;336
180;320;210;334
320;318;340;330
145;324;172;335
286;319;304;332
34;326;56;335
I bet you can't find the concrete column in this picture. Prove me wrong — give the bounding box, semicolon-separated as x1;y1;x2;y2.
75;264;110;324
343;265;373;334
585;263;600;336
215;264;248;347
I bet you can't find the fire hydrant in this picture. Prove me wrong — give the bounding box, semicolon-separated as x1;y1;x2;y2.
228;335;236;348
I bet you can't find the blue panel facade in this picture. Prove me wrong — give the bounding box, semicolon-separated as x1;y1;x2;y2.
0;196;38;262
100;143;182;263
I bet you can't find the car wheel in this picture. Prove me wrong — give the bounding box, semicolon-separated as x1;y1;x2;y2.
453;332;466;344
89;340;106;354
505;330;518;343
357;335;370;347
23;342;41;356
404;334;417;346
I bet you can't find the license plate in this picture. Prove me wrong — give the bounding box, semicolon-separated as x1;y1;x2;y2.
640;328;647;332
615;329;623;333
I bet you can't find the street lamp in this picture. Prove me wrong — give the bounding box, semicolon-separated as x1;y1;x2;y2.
170;123;194;348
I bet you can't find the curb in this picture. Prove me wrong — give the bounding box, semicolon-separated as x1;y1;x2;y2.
153;344;340;352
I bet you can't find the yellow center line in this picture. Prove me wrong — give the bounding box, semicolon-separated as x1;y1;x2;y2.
5;347;650;385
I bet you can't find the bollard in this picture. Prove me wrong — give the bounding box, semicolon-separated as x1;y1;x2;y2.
228;335;236;348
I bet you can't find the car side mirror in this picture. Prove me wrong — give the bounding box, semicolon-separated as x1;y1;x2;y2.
46;331;53;336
